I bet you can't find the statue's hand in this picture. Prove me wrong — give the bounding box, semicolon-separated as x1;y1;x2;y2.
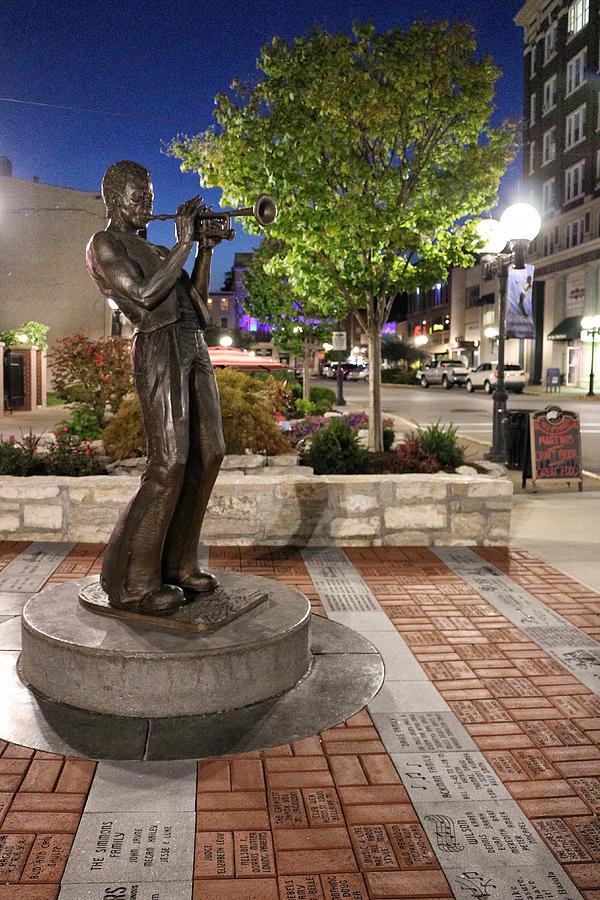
175;196;204;245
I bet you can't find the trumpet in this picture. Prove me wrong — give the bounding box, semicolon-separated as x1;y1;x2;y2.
148;194;277;243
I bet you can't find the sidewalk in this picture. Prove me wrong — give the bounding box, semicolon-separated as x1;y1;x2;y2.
0;540;599;898
0;405;69;438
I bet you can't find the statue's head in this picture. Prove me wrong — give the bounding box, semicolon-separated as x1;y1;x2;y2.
102;160;153;230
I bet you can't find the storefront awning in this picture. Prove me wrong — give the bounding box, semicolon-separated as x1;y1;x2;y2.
547;317;582;341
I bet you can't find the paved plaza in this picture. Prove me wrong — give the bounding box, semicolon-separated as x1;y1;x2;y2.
0;538;599;898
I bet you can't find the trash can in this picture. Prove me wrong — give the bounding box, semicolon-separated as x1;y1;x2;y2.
505;410;533;470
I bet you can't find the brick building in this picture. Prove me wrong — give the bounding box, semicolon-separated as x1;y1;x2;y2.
517;0;600;385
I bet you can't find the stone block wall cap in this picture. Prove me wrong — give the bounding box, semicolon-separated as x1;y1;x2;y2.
266;454;299;466
221;454;266;469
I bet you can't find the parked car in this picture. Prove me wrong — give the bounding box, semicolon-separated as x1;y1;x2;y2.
465;363;527;394
322;362;368;381
418;358;470;389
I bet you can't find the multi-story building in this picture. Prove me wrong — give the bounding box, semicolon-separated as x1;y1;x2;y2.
517;0;600;385
0;159;108;343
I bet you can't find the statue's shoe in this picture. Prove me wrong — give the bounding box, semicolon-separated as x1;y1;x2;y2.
170;570;219;595
110;584;186;617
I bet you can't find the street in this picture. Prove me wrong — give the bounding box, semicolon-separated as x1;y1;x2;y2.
318;377;600;476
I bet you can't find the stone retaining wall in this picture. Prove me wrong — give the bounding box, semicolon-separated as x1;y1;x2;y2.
0;472;512;546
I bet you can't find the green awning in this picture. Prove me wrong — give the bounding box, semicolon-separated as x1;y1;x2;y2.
547;317;582;341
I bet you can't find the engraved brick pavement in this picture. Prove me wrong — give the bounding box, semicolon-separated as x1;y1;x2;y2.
0;542;598;896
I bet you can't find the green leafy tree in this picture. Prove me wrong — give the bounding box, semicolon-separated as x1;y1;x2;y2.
381;336;426;370
170;20;516;449
244;240;335;399
0;321;49;350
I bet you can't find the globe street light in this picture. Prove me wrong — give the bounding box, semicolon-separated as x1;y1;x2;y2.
475;203;541;462
219;335;233;347
581;315;600;397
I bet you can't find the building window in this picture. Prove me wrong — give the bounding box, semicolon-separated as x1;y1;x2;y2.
566;49;587;97
542;178;556;213
543;75;557;114
568;0;589;37
530;43;537;78
542;232;554;256
544;22;557;63
565;104;586;149
542;127;556;164
220;316;228;328
528;141;536;174
530;92;536;126
596;148;600;185
565;159;585;202
465;286;480;309
565;218;585;248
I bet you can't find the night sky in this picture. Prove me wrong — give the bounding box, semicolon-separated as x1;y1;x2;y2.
2;0;525;288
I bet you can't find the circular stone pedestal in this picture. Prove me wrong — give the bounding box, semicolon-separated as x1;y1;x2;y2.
20;573;311;718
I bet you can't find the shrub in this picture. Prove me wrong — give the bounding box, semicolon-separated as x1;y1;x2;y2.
381;368;416;384
419;421;465;470
215;369;292;455
102;396;146;460
294;398;317;418
45;430;103;475
309;386;336;413
102;370;293;460
0;430;103;476
301;416;368;475
383;426;395;452
368;435;441;474
49;333;133;425
56;405;103;440
0;432;44;475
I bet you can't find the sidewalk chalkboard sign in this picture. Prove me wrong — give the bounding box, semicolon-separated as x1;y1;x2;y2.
523;405;583;491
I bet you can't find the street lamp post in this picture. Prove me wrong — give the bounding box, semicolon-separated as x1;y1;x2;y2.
475;204;541;463
581;315;600;397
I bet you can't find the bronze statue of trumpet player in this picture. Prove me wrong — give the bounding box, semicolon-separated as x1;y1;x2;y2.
86;160;276;615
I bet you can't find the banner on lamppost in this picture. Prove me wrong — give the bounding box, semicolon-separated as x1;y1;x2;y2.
331;331;347;351
506;264;535;339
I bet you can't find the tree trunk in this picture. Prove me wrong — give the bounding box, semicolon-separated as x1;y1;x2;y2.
303;345;311;400
368;327;382;452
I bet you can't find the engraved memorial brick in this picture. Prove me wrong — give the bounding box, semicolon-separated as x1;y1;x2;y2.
386;823;436;869
21;833;73;883
419;802;553;869
422;661;474;681
278;874;324;899
487;751;528;781
61;813;195;883
393;751;509;803
513;749;557;780
446;865;583;900
321;872;369;900
234;830;275;877
473;699;511;722
551;720;590;745
195;831;233;877
370;712;476;754
571;777;600;813
484;677;542;698
571;816;600;859
454;644;504;660
350;825;398;870
303;789;343;827
0;832;35;882
520;721;562;747
269;789;308;827
533;817;591;863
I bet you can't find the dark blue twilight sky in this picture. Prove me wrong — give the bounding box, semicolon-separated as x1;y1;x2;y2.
2;0;525;288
